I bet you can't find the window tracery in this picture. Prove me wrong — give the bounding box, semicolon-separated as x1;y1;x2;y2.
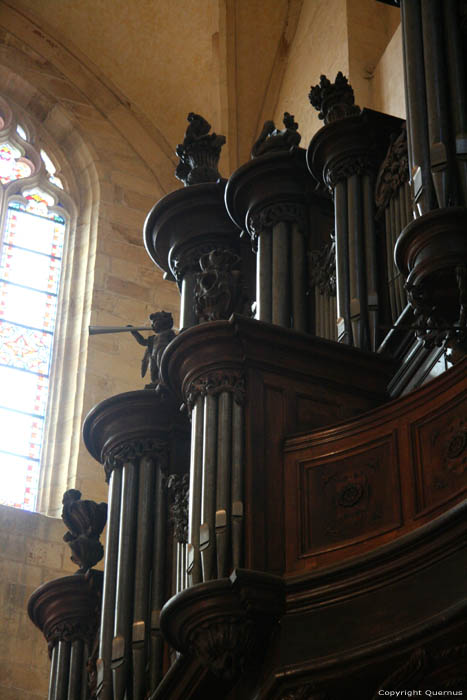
0;100;72;510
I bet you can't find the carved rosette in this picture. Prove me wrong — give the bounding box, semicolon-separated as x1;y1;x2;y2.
308;238;336;297
160;569;285;682
375;126;409;217
28;572;102;656
103;438;169;481
184;370;246;414
167;473;189;544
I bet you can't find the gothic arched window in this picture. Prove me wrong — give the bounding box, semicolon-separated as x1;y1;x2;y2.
0;102;72;510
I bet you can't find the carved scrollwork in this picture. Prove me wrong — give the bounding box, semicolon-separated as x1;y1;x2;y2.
251;112;301;158
324;153;374;189
194;249;251;323
175;113;225;186
188;616;258;681
375;126;409;217
309;72;361;125
103;438;169;481
170;242;234;284
62;490;107;572
308;238;336;297
167;473;189;544
247;202;307;246
185;370;245;414
47;618;98;656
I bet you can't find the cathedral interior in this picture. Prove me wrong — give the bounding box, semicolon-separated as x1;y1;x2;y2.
0;0;466;698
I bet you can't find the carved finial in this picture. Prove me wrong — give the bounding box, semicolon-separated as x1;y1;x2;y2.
62;490;107;572
308;72;360;124
251;112;301;158
175;113;226;186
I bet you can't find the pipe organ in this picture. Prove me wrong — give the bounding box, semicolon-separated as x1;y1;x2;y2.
28;3;467;698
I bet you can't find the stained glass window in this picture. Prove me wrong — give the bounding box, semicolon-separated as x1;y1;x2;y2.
0;175;66;510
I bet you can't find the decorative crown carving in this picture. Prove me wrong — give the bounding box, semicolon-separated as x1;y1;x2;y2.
62;490;107;572
251;112;301;157
175;113;226;186
309;72;360;124
194;249;251;323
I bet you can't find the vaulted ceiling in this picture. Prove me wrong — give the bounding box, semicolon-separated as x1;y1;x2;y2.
0;0;400;195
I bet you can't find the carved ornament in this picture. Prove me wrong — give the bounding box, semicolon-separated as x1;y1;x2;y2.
373;645;467;696
194;249;251;323
160;569;285;683
175;113;225;186
103;438;169;481
129;311;176;389
62;490;107;572
308;238;336;297
324;153;374;190
251;112;301;158
309;72;361;125
247;202;307;246
375;126;409;216
167;473;189;544
170;242;236;283
185;370;245;414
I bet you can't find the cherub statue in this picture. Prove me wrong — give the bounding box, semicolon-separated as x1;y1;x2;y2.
128;311;176;388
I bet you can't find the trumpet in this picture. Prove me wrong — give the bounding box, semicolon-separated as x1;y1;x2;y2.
89;325;153;335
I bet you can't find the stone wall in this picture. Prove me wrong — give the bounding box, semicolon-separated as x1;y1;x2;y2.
0;505;76;699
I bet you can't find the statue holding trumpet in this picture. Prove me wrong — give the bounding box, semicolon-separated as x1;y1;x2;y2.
89;311;176;389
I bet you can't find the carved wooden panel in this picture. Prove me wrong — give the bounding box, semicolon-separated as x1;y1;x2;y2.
298;434;402;557
411;391;467;516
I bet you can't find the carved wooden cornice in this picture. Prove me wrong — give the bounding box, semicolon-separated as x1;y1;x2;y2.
143;180;240;281
394;206;467;349
225;148;314;245
83;389;190;479
28;571;102;656
160;569;284;682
